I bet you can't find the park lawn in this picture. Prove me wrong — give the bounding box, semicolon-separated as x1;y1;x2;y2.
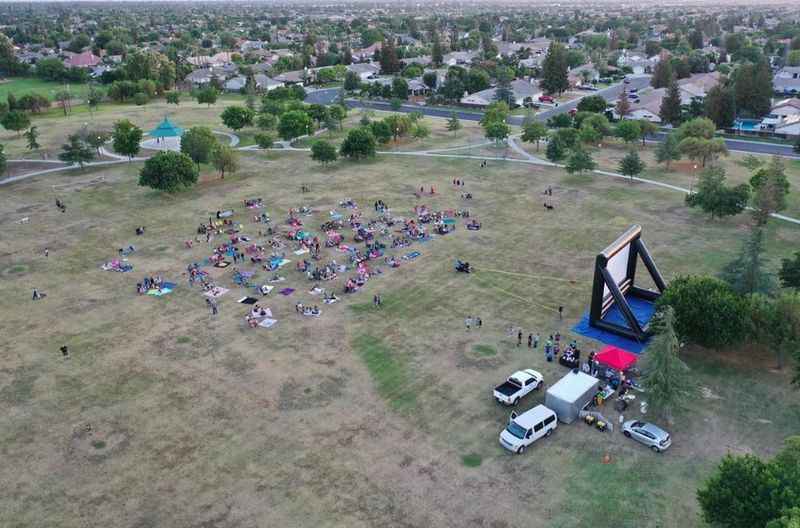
0;76;92;101
587;140;800;219
0;150;798;528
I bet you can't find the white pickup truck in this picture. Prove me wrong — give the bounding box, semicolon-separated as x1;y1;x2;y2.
493;369;543;406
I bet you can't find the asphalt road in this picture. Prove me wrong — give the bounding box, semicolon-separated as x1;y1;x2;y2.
305;80;799;158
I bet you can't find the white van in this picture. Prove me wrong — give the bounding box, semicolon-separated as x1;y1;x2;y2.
499;404;558;454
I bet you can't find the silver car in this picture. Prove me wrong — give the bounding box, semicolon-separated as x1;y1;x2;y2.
622;420;672;452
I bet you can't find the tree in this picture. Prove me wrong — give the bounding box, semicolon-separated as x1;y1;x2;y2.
311;139;338;166
576;95;608;113
278;110;312;141
379;37;400;75
750;156;790;226
180;126;218;166
616;120;642;144
195;87;218;107
256;113;277;131
58;134;95;168
638;120;659;146
655;132;682;169
138;151;198;192
651;59;674;89
255;133;274;149
780;252;800;291
344;71;360;92
484;121;510;146
733;60;773;118
81;128;110;156
657;275;752;349
697;454;776;528
638;307;696;422
1;110;30;137
677;117;717;140
370;120;393;144
340;127;376;160
679;137;728;168
412;122;431;140
521;121;548;151
446;112;462;136
166;91;180;105
480;101;510;127
24;126;40;150
87;85;102;111
329;105;347;130
686;167;750;219
564;146;596;175
659;80;683;126
546;137;566;162
720;227;776;295
431;31;444;67
704;85;736;128
391;77;408;100
111;120;142;161
541;42;569;95
547;113;573;129
689;29;704;50
211;145;238;179
220;105;255;131
616;91;631;118
619;150;646;182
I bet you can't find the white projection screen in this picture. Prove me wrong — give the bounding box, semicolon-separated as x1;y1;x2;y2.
602;243;630;300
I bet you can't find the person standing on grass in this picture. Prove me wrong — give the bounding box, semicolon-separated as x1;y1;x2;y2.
60;345;69;359
534;333;540;348
476;317;482;328
528;334;533;348
517;330;523;347
44;248;49;258
558;306;563;320
465;315;472;331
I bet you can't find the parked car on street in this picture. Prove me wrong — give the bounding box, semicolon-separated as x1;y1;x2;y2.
539;95;554;103
499;405;558;454
493;369;543;405
622;420;672;452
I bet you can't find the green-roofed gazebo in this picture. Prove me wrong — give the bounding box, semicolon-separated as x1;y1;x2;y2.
149;117;183;138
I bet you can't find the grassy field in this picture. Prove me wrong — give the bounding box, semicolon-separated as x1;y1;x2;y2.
0;76;91;101
1;121;799;527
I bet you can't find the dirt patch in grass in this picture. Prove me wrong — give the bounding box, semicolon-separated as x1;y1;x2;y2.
278;373;347;411
69;423;130;463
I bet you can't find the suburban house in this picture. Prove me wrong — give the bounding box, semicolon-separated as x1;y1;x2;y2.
617;51;659;75
443;51;478;66
774;66;800;95
759;98;800;133
568;63;600;86
185;68;215;87
223;76;248;92
64;50;101;69
347;62;381;81
460;79;541;107
352;42;382;62
223;74;284;92
274;69;313;85
675;71;722;104
187;52;235;68
626;88;666;122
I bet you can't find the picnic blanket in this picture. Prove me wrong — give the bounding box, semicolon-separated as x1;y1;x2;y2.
258;318;278;328
279;288;295;296
204;286;229;298
214;261;231;268
101;260;133;272
146;282;176;296
402;251;421;260
258;285;274;295
293;248;310;255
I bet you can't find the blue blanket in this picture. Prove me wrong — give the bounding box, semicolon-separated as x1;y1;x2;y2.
572;296;655;354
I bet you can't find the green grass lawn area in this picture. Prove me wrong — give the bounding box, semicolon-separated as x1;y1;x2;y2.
1;136;799;527
0;76;91;100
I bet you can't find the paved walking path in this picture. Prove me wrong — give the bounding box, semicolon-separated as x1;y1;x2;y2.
3;133;799;228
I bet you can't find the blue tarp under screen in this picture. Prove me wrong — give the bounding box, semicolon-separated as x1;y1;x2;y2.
572;295;656;354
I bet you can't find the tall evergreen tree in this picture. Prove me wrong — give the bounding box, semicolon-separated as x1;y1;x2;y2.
541;42;569;95
734;60;773;118
639;307;697;423
719;227;776;295
704;85;736;128
659;80;683;127
379;37;400;75
750;156;790;226
619;149;646;182
655;132;682;169
651;58;675;89
431;31;444;67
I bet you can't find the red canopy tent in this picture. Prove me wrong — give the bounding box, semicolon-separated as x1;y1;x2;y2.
595;345;638;371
